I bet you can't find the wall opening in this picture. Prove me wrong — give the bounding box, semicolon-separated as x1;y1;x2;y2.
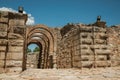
26;43;42;69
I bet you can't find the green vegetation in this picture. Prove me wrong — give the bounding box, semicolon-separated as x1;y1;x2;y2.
27;48;32;53
33;47;40;52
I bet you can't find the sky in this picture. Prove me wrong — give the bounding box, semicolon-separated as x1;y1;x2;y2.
0;0;120;27
0;0;120;51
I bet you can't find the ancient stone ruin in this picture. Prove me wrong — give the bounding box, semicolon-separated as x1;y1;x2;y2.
0;9;120;72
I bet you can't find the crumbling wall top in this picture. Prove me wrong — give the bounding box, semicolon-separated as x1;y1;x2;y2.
0;11;28;24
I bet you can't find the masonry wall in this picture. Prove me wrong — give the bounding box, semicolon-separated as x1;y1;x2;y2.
107;26;120;66
0;10;120;72
57;24;111;68
0;11;27;72
26;52;39;69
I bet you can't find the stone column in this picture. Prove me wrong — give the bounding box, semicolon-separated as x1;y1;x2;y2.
53;52;57;69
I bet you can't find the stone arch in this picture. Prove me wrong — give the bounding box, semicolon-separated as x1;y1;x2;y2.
28;35;49;68
23;24;55;70
27;31;50;68
27;24;54;54
27;39;46;68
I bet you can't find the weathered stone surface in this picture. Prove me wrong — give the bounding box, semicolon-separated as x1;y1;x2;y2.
0;10;120;73
0;52;5;59
27;53;39;68
0;11;26;72
95;49;111;55
81;55;94;61
96;61;111;67
0;11;9;17
8;46;23;52
9;40;23;46
0;40;7;45
0;18;8;23
8;33;23;39
0;24;7;31
10;52;23;60
57;24;111;68
0;32;7;37
82;61;93;67
6;60;22;67
0;60;4;67
13;26;25;35
9;19;25;26
0;46;6;51
0;67;120;80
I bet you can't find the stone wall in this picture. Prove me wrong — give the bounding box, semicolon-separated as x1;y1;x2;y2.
26;52;39;69
1;10;120;71
107;26;120;66
0;11;27;72
57;24;111;68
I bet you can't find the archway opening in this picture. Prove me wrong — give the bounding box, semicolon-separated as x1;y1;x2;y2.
26;43;42;69
22;25;55;71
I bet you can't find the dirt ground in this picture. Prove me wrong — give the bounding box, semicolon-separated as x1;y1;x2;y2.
0;67;120;80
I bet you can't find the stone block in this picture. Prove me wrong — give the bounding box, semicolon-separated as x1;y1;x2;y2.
0;52;5;59
95;49;110;55
73;56;81;61
73;61;82;68
0;39;7;45
0;23;8;32
81;39;92;44
81;33;88;38
9;40;23;46
74;50;80;55
96;61;111;67
82;61;94;67
13;26;25;35
99;34;108;39
81;27;92;32
96;55;107;60
81;55;94;61
0;18;8;23
0;46;6;51
0;11;8;17
65;63;71;68
9;19;25;26
6;52;12;59
8;46;23;52
0;52;15;60
81;45;90;49
11;52;23;60
92;45;108;49
6;60;22;67
94;27;106;32
0;60;4;67
8;33;23;39
95;39;106;44
81;49;94;55
94;27;101;32
0;32;7;38
5;67;22;73
111;61;120;66
5;52;22;60
0;68;5;73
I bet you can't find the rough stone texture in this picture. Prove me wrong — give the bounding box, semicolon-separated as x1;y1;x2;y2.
0;10;120;73
0;67;120;80
56;24;111;68
107;26;120;66
26;52;39;69
0;11;27;72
